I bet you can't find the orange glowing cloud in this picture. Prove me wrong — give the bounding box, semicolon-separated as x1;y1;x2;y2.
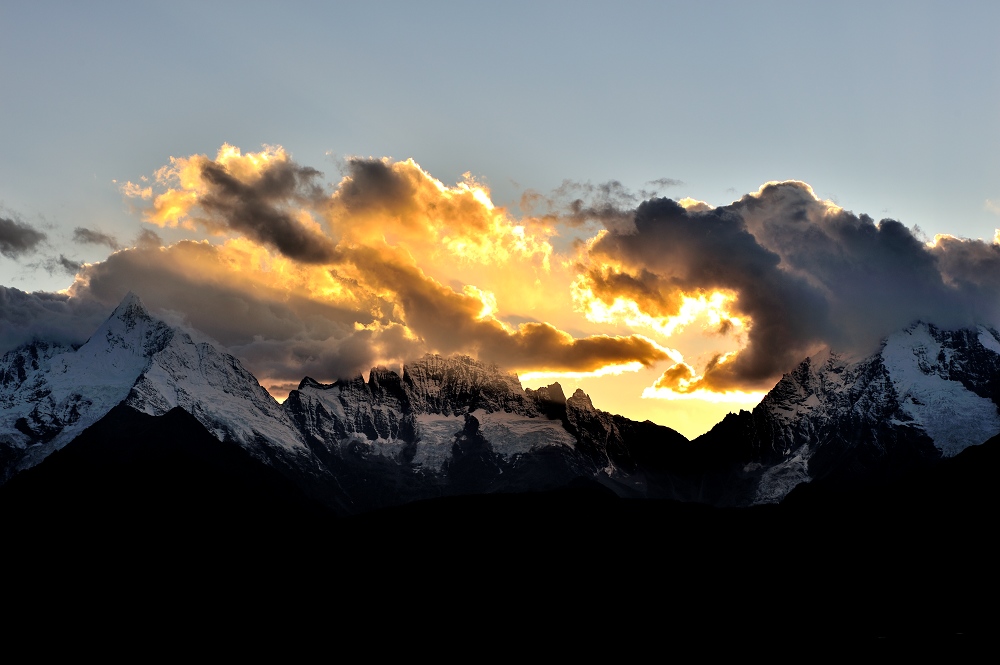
334;243;672;373
326;157;553;268
105;144;676;393
123;144;338;262
95;154;1000;423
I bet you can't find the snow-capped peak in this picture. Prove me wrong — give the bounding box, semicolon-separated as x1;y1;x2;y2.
111;290;148;321
747;320;1000;503
0;292;309;480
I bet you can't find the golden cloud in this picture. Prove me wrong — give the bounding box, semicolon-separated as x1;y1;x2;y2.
104;144;680;394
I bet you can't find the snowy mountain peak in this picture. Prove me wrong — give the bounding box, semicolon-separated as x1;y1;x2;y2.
567;388;596;412
99;291;154;336
297;376;329;390
82;291;172;360
737;320;1000;503
401;353;532;415
528;382;567;406
0;293;309;481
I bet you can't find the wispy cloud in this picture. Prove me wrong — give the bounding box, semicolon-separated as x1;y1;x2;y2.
72;227;120;250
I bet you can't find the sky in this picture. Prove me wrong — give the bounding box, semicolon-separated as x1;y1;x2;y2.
2;1;1000;438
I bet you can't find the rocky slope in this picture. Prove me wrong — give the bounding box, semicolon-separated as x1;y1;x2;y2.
698;322;1000;503
0;293;322;486
0;293;691;513
6;293;998;512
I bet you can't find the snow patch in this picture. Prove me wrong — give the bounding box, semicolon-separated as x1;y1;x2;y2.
411;414;464;469
883;325;1000;455
471;410;576;456
754;444;811;504
978;326;1000;356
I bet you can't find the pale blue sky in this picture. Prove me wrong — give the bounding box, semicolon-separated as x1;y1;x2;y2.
3;1;998;291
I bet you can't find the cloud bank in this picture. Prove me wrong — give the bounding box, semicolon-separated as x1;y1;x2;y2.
6;146;999;407
576;180;1000;393
65;145;670;394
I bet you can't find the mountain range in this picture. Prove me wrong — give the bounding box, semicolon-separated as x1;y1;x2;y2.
1;293;996;647
4;292;999;510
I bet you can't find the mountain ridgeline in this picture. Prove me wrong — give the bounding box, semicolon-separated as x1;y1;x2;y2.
0;293;703;515
3;293;1000;518
5;293;1000;645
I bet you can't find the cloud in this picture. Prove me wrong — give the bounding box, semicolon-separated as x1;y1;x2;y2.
70;239;370;345
0;287;110;355
646;178;684;190
323;243;672;373
518;179;683;233
73;227;120;250
577;180;1000;392
99;146;1000;398
129;144;338;263
59;216;666;392
135;228;162;249
196;157;336;263
652;362;697;390
64;238;398;385
326;157;553;269
57;255;82;274
926;233;1000;325
581;192;830;390
107;148;566;386
0;217;47;258
556;180;644;231
24;254;83;277
56;222;667;392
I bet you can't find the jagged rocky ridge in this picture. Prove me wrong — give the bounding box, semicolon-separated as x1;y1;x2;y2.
696;322;1000;502
5;294;998;647
3;294;1000;515
0;293;695;514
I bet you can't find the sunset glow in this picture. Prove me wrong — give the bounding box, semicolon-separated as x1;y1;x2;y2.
26;138;997;438
4;3;999;441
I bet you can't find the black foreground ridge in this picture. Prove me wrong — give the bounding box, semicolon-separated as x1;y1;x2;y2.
2;405;996;649
1;295;997;648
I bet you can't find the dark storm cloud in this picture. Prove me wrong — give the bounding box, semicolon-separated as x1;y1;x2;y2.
590;181;1000;391
72;227;120;250
197;159;338;263
0;217;47;258
589;195;830;390
927;234;1000;325
729;182;985;348
586;182;1000;389
0;286;110;355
